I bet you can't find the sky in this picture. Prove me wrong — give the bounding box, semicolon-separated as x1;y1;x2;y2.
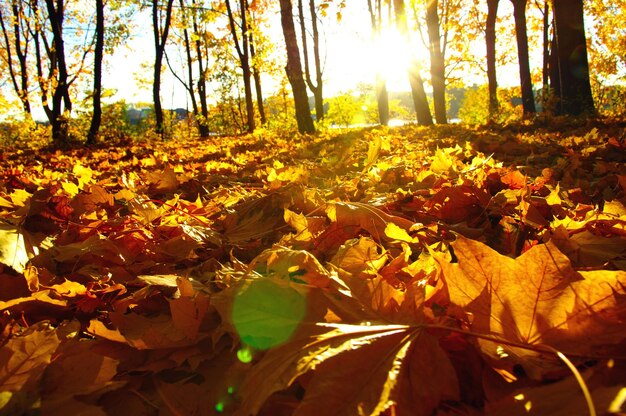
2;1;524;121
101;2;448;112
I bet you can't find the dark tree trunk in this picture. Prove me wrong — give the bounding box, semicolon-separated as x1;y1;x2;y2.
279;0;315;134
88;0;104;145
486;0;499;120
309;0;324;121
548;21;560;113
226;0;255;133
511;0;536;115
152;0;174;138
180;0;199;118
552;0;595;116
426;0;446;124
541;1;549;89
191;0;210;137
45;0;71;145
298;0;324;121
0;0;32;114
393;0;432;126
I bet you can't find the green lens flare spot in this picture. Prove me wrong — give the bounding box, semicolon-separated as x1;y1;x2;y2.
237;347;253;363
215;402;225;413
232;279;306;350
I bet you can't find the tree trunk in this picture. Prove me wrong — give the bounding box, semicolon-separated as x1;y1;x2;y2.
226;0;255;133
249;33;267;125
486;0;499;120
191;0;210;137
88;0;104;145
548;24;560;112
279;0;315;134
541;1;549;89
367;0;389;126
0;1;32;114
552;0;595;116
511;0;536;115
298;0;324;121
45;0;71;146
152;0;175;138
426;0;447;124
393;0;432;126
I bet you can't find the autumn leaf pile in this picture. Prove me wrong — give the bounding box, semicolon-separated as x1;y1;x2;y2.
1;122;625;415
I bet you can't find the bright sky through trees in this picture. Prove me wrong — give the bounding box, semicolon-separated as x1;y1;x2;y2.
101;1;493;112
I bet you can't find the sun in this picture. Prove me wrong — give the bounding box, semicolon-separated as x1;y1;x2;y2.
370;27;415;91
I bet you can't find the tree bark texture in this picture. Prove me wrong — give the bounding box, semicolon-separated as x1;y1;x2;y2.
44;0;71;145
552;0;595;116
486;0;499;120
279;0;315;134
226;0;255;133
426;0;447;124
88;0;104;144
152;0;175;138
298;0;324;121
511;0;536;115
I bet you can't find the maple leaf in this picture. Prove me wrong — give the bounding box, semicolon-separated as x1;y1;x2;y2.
436;234;626;377
69;184;114;216
40;337;123;415
0;322;61;392
234;324;458;416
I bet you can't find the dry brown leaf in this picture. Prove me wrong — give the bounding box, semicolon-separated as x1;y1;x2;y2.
0;322;61;392
437;234;626;377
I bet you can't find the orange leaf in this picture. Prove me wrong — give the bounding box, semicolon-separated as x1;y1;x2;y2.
0;323;61;392
437;234;626;377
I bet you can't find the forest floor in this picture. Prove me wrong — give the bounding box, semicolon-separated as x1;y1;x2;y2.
0;119;625;415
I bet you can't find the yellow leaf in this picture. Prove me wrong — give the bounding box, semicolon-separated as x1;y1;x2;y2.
0;323;61;392
0;223;29;273
384;222;414;243
61;181;79;197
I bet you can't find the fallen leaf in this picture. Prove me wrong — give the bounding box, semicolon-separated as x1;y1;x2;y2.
437;234;626;377
0;322;61;392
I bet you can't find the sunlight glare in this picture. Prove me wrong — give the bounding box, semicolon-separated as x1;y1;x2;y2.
371;28;413;91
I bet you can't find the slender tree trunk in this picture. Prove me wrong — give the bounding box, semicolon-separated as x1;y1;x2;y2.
511;0;536;115
249;34;267;125
88;0;104;145
426;0;446;124
393;0;432;126
191;0;210;137
486;0;499;120
309;0;324;120
152;0;174;138
552;0;595;116
541;1;549;89
279;0;315;133
45;0;71;145
226;0;255;133
0;1;32;114
180;0;199;118
367;0;389;126
298;0;324;121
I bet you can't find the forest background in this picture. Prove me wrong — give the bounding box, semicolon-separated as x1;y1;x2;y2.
0;0;625;145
